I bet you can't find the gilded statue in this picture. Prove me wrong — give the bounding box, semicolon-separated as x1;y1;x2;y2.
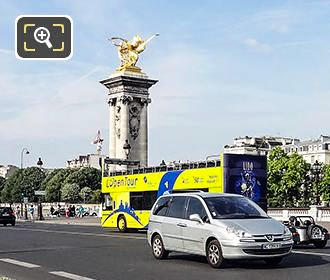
110;34;159;72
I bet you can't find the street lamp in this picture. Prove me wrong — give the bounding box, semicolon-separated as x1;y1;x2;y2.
37;157;43;169
20;148;30;220
312;160;322;205
36;157;44;220
123;139;131;159
20;148;30;169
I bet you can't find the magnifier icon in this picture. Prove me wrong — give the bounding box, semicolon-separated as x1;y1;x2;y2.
34;27;53;48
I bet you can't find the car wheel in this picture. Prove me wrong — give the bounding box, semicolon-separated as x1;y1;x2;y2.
152;234;168;259
264;257;283;266
92;213;97;216
308;225;323;240
11;221;15;226
3;223;7;227
117;215;127;232
206;239;225;268
313;240;327;248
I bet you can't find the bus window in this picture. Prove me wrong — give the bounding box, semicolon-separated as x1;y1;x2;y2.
103;194;113;211
130;191;158;210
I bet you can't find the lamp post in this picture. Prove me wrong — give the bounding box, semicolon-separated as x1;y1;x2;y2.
37;157;43;169
20;148;30;169
123;139;131;159
312;160;322;205
20;148;30;219
36;157;44;220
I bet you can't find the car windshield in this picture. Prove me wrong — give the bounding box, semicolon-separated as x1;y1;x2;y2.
203;196;268;219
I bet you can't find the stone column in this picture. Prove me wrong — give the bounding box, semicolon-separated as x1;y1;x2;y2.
108;98;116;171
139;98;151;167
100;71;158;170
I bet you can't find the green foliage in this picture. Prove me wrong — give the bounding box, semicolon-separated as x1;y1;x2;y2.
1;168;45;203
79;187;92;203
90;189;102;204
320;164;330;202
44;169;73;202
61;183;80;203
268;147;309;207
0;177;6;194
64;167;101;191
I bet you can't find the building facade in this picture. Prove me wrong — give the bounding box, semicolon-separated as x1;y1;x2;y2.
66;154;106;169
283;135;330;164
0;165;19;179
224;136;296;156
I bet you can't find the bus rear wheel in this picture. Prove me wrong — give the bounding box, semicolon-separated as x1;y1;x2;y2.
117;215;127;232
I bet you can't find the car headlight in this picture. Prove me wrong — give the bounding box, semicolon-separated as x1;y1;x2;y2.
226;226;252;239
283;226;293;240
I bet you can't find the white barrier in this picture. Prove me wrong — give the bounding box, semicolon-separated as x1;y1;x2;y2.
267;206;330;222
0;202;101;218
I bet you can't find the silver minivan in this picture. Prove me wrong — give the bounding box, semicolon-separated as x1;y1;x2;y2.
148;192;293;268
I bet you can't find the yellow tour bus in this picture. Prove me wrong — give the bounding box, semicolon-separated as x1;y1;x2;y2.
101;153;267;232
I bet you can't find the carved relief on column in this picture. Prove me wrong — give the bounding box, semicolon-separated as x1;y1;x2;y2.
128;98;151;141
115;105;121;139
140;97;152;106
129;101;142;141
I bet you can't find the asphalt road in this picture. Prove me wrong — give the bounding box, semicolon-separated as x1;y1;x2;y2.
0;222;329;280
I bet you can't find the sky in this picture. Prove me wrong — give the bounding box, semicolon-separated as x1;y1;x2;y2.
1;0;330;168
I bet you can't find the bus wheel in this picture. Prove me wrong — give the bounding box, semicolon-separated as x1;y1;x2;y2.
117;215;127;232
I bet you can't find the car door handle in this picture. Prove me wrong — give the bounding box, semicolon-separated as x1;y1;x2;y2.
177;223;187;227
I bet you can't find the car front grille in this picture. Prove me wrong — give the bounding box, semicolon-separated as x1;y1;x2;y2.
243;247;291;256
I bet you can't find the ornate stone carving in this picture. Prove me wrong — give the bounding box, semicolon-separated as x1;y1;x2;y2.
109;86;124;94
107;97;116;106
115;105;121;139
119;95;133;104
140;97;151;106
123;86;148;94
129;101;142;140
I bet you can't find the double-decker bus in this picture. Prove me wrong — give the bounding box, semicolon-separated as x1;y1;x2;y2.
101;153;267;232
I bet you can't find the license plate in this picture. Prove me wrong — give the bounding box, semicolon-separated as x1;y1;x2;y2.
2;213;9;217
263;243;281;249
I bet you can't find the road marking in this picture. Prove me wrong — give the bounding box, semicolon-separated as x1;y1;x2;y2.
5;227;147;240
0;258;40;268
293;250;330;257
50;271;95;280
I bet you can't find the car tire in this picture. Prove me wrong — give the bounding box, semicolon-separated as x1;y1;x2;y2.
206;239;225;268
307;225;323;240
152;234;168;259
264;257;283;266
313;240;327;248
117;215;127;233
11;221;15;226
92;213;97;216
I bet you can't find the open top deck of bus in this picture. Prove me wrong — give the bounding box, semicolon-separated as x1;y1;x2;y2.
102;158;221;177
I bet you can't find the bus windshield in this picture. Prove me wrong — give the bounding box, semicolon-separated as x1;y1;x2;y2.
203;196;268;219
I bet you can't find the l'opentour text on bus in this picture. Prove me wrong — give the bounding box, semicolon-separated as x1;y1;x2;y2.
101;153;267;232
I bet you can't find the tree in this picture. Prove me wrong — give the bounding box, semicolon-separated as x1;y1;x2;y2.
282;153;309;207
0;177;6;194
267;147;309;207
61;183;80;203
320;164;330;203
44;169;73;202
1;167;45;203
64;167;101;191
267;147;289;207
80;187;92;203
90;190;102;204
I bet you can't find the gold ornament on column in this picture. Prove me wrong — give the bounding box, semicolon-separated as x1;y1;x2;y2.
109;34;159;72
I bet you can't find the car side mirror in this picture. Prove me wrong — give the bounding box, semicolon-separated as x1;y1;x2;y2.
189;214;204;224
